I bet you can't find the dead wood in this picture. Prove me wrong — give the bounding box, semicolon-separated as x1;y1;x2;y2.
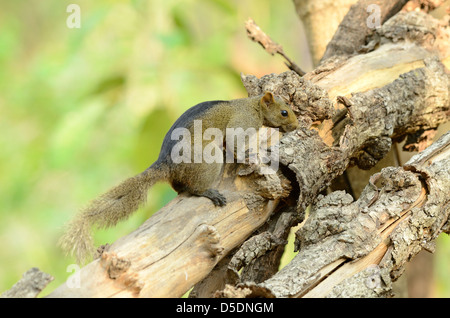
320;0;410;63
292;0;359;66
245;18;306;76
195;10;450;298
228;130;450;298
38;8;450;298
1;268;53;298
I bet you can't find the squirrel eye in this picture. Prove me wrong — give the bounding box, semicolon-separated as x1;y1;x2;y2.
281;110;288;117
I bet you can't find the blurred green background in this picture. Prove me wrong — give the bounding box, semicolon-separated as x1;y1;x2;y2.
0;0;448;297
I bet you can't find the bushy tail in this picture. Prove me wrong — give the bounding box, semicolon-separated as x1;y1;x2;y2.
59;163;168;264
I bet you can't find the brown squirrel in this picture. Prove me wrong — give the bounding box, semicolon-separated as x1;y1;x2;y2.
59;92;298;263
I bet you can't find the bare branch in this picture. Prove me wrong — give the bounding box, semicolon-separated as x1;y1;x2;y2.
245;18;306;76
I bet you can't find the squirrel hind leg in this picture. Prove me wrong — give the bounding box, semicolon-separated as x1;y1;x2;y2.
170;161;226;206
172;182;227;206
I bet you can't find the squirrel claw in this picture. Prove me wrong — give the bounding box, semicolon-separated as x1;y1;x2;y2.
200;189;227;207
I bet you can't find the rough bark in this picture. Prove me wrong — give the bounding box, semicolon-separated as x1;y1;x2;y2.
298;0;449;297
320;0;410;63
222;130;450;298
293;0;359;66
241;12;450;214
198;10;450;298
1;268;53;298
47;166;292;297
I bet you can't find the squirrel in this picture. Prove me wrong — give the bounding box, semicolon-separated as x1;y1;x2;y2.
59;91;299;263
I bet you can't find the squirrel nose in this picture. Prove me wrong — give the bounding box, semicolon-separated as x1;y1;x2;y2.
283;123;298;132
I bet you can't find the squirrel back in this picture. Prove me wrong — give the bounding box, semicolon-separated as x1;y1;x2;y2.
60;92;298;264
157;99;229;164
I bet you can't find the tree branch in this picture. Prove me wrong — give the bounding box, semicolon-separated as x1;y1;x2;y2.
202;10;450;298
42;10;449;298
231;130;450;298
320;0;410;63
245;18;306;76
1;268;53;298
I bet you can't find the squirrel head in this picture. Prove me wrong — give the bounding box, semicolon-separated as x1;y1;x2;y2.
260;92;299;132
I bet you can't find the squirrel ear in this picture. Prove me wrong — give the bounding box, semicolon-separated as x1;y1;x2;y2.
261;92;275;107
